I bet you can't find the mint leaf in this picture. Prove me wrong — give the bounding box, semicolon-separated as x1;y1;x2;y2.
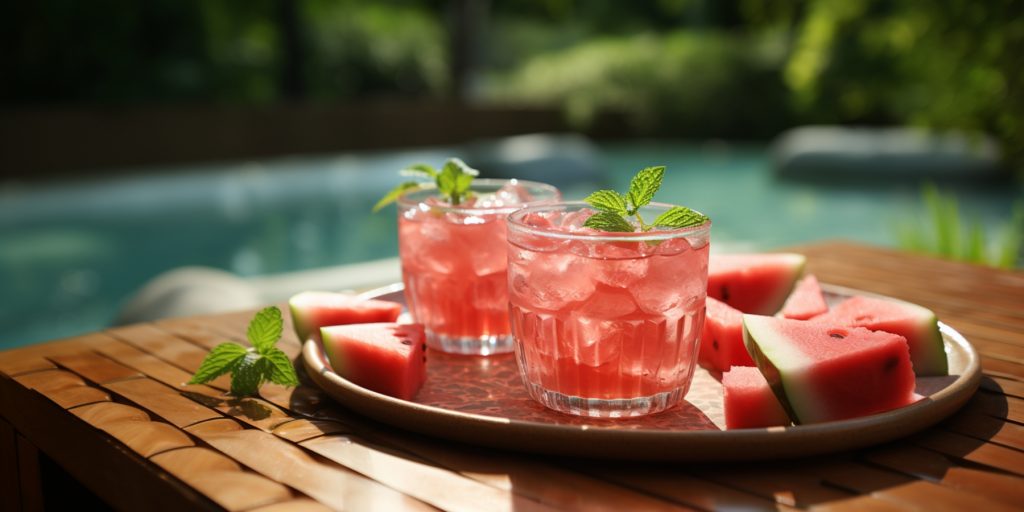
263;347;299;386
188;307;299;396
373;181;421;212
585;190;628;215
627;166;665;212
652;206;709;229
399;164;437;178
583;211;635;232
376;158;480;212
247;306;283;354
230;354;263;396
188;343;247;385
437;158;478;205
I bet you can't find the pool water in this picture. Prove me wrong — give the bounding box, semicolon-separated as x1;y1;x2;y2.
1;141;1019;348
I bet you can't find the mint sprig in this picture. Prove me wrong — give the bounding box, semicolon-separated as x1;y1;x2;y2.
188;306;299;396
373;158;480;212
583;165;708;232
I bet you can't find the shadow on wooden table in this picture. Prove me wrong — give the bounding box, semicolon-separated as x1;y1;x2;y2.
556;377;1012;510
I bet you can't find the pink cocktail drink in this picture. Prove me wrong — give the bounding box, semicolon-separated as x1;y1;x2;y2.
398;179;559;355
507;202;711;417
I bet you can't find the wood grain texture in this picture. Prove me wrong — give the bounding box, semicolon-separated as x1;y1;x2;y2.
150;447;295;511
0;241;1022;511
185;421;436;511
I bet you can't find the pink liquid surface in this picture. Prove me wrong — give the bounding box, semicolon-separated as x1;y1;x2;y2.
508;214;710;402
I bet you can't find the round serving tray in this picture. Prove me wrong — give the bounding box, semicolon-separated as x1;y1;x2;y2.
302;283;981;461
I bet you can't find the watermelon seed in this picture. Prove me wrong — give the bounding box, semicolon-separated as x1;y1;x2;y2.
421;343;427;351
829;331;846;339
400;339;412;346
712;339;719;350
422;355;427;363
883;357;899;371
721;285;730;302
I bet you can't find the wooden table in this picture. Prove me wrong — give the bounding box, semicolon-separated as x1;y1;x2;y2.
2;241;1022;511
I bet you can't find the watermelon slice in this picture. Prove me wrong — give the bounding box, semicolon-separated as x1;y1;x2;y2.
698;297;755;373
814;295;947;376
321;323;427;400
780;274;829;320
708;253;806;315
290;291;402;343
722;366;791;429
742;315;916;424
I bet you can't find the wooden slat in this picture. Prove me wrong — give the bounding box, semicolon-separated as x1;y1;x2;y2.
981;356;1024;380
809;495;914;511
871;480;1019;512
981;375;1024;399
689;462;857;507
942;412;1024;452
91;337;223;397
103;378;222;428
14;370;112;409
272;419;352;443
185;420;435;511
150;448;295;512
347;422;707;512
912;430;1024;476
580;466;780;511
71;401;150;426
301;434;562;512
0;356;55;377
0;418;21;512
48;352;144;384
864;444;1024;506
212;396;296;432
245;498;334;512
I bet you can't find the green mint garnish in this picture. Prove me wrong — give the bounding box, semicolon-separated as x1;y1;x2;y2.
373;158;479;212
583;165;708;232
188;306;299;396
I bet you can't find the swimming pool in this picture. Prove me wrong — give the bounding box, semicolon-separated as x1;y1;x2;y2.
2;139;1019;348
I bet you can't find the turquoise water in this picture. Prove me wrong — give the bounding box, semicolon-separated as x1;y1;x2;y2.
1;141;1019;348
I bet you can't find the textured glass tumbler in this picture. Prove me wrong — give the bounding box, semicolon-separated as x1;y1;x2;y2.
398;179;560;355
507;202;711;417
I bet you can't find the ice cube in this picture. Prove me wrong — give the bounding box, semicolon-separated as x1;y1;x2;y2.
631;256;705;315
575;286;638;318
594;257;649;288
560;208;596;231
518;252;596;311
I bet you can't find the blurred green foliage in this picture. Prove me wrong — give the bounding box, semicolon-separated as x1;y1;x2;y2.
3;0;1023;169
485;31;791;137
897;184;1023;268
774;0;1024;169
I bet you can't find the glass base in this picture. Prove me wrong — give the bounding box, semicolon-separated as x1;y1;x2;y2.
522;380;684;418
425;331;514;356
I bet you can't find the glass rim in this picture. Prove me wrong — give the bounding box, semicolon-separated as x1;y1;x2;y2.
396;178;560;215
507;201;711;242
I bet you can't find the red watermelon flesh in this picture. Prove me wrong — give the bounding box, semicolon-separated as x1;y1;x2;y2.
742;315;916;425
780;274;829;320
814;295;947;376
723;366;791;429
290;291;402;343
699;297;755;373
321;323;427;400
708;253;806;315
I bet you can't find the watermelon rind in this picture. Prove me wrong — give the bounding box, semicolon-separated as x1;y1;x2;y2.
817;296;947;377
741;315;807;423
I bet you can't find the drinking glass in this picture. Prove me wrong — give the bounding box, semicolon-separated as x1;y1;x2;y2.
398;179;560;355
507;201;711;417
